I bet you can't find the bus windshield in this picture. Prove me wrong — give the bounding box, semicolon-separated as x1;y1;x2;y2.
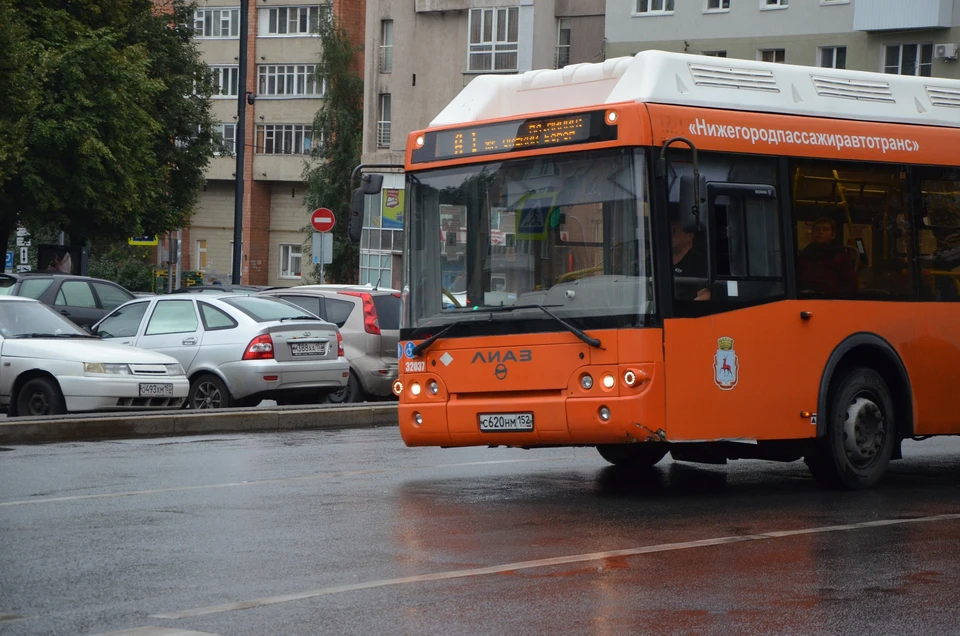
404;148;654;335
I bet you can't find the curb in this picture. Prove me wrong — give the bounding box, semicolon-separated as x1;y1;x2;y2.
0;404;399;445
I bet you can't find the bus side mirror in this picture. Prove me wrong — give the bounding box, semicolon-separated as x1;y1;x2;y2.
361;174;383;195
678;174;707;233
347;188;363;244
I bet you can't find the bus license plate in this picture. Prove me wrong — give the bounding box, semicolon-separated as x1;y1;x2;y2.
479;413;534;432
139;383;173;397
291;342;326;356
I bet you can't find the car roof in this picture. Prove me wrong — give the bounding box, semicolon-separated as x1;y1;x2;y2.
0;295;39;302
273;284;400;294
9;272;127;285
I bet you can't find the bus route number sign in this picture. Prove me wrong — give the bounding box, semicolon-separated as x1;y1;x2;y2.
412;110;617;163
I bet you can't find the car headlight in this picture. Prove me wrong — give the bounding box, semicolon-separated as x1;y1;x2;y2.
83;363;132;375
165;363;185;376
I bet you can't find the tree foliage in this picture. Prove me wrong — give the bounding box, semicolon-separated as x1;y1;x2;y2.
0;0;217;271
304;12;364;284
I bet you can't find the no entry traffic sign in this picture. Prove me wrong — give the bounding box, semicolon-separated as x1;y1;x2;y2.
310;208;336;233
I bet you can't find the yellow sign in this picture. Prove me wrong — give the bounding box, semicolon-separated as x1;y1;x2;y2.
128;236;159;246
382;189;404;230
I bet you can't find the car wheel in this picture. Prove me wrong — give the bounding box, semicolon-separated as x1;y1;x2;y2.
189;374;231;410
806;367;895;490
325;371;363;404
596;444;667;469
17;377;67;417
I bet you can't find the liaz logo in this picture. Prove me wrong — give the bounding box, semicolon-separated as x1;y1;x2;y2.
471;350;532;364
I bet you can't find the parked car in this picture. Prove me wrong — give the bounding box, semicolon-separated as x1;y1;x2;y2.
257;284;399;403
1;272;136;327
91;294;348;408
0;296;188;417
169;284;278;294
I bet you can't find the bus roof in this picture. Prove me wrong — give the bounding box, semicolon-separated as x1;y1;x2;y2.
430;50;960;130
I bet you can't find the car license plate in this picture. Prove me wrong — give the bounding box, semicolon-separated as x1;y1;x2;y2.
139;383;173;398
479;413;534;432
291;342;326;356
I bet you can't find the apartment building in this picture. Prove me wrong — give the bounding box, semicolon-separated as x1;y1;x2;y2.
159;0;365;287
357;0;607;289
605;1;960;80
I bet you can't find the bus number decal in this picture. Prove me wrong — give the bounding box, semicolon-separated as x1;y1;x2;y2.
406;361;426;373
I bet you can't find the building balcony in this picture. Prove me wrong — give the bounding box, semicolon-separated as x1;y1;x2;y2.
415;0;469;12
253;154;311;182
204;156;237;181
853;0;953;32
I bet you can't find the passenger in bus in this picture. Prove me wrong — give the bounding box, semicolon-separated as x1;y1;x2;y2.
797;216;858;295
670;218;711;301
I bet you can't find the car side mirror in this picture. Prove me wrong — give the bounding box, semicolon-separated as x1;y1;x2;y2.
348;188;364;244
81;324;94;335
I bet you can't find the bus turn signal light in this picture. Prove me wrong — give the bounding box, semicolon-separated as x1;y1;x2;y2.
624;370;649;387
393;380;403;396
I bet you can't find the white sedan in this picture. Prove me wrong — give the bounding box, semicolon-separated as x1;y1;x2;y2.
0;297;188;417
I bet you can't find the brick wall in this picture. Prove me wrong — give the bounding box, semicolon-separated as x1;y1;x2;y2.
333;0;367;73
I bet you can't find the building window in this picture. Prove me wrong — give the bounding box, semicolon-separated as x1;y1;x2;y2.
380;20;393;73
635;0;675;14
196;240;207;272
706;0;730;11
193;8;240;38
279;244;302;279
760;49;786;63
884;44;933;77
762;0;788;7
555;18;571;68
468;7;519;72
377;94;391;149
257;65;324;97
819;46;846;69
703;51;727;57
255;124;314;155
259;6;321;36
209;66;239;97
213;124;236;154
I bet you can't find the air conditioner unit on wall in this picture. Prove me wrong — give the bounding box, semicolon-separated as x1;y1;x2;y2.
934;43;959;60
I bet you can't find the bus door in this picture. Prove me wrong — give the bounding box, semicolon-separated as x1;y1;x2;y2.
661;153;822;443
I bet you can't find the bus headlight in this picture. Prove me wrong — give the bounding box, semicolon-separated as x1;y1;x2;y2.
580;374;594;390
602;374;616;389
428;380;439;395
410;382;422;397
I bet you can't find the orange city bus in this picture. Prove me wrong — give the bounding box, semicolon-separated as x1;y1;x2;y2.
356;51;960;489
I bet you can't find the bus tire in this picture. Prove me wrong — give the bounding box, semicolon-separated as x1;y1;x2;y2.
806;367;895;490
596;444;667;469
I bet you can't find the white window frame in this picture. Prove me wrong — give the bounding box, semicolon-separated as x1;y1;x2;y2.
279;244;302;279
820;0;849;4
259;6;321;37
213;123;236;155
759;48;786;63
468;7;519;72
377;94;391;149
555;18;571;68
193;8;240;38
703;50;727;57
705;0;730;12
210;66;239;98
195;240;207;272
257;65;324;97
819;46;846;69
884;44;933;77
761;0;788;9
380;20;393;73
255;124;314;155
634;0;675;15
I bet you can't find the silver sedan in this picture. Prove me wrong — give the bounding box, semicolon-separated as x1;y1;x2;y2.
91;294;348;408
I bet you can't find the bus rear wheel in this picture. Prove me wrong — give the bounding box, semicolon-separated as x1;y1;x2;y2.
806;367;895;490
596;444;667;469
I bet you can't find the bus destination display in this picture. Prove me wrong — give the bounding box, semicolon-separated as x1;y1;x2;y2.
412;110;617;163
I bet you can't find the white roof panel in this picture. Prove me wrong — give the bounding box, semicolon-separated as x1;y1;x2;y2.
430;50;960;129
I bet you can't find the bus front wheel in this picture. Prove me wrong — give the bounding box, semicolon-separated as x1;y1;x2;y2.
806;367;895;490
596;444;667;469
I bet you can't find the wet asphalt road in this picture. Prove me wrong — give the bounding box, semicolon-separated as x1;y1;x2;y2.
2;429;960;636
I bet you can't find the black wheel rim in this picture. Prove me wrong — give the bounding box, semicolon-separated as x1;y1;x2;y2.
26;390;49;416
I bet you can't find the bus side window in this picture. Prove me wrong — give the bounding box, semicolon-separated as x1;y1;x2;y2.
919;174;960;302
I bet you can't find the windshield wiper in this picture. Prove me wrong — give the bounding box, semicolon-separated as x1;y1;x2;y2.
531;304;602;349
411;321;464;358
9;332;95;339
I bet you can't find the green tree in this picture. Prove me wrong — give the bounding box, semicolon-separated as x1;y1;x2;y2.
0;0;218;271
304;12;364;284
0;0;38;194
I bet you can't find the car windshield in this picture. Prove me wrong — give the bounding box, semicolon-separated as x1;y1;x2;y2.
0;300;88;338
220;296;317;322
404;148;654;335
